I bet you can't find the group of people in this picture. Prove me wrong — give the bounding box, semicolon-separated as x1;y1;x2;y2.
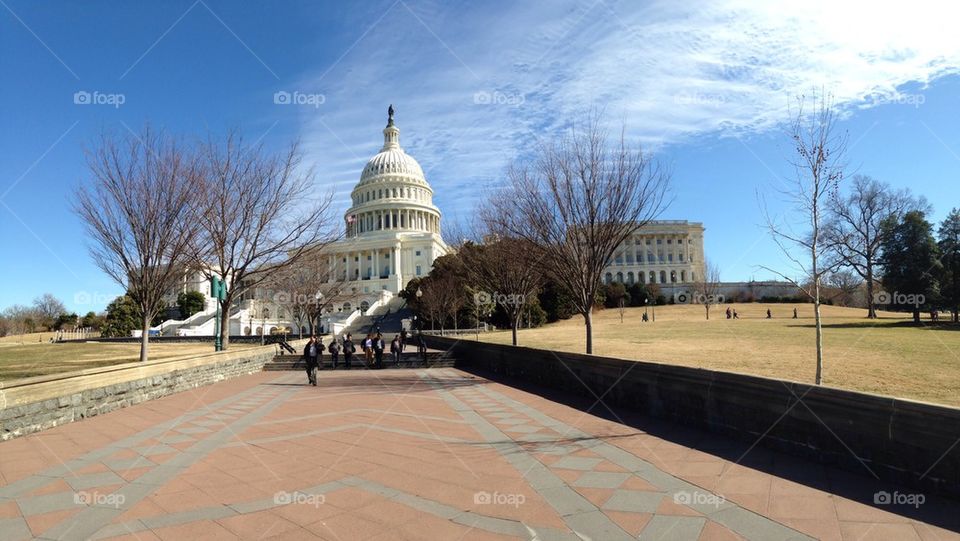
722;307;800;319
300;329;428;385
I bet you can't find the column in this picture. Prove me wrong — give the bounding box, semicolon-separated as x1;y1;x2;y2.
394;244;402;278
374;248;379;278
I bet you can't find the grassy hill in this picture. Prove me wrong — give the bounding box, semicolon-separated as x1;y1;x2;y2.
471;303;960;407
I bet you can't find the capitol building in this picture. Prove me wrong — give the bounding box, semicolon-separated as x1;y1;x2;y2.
319;107;449;317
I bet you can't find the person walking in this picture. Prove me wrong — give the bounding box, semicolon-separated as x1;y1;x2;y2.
316;336;324;371
400;328;408;352
303;336;319;386
363;333;374;368
343;333;355;370
416;332;427;365
733;309;739;319
726;307;732;319
793;307;798;319
373;332;385;369
328;337;341;369
766;308;772;319
391;335;402;366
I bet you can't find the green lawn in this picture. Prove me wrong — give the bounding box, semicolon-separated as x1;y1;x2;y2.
0;341;256;381
470;303;960;407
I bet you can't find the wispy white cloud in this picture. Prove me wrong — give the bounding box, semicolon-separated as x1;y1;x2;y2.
287;0;960;224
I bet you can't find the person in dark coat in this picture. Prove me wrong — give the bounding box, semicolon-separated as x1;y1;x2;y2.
303;336;319;386
416;332;427;364
343;334;355;369
373;333;385;369
390;335;402;366
328;338;341;369
399;329;408;352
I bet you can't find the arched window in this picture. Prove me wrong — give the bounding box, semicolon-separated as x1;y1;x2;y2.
604;272;613;284
360;300;370;312
639;272;646;284
649;271;656;283
660;271;667;284
615;272;624;283
627;272;634;284
670;271;677;283
681;271;686;282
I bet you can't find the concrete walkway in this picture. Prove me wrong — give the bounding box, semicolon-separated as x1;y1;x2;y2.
0;368;957;540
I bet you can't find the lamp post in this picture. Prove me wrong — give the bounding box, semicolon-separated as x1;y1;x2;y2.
315;291;323;335
415;288;423;332
209;277;227;351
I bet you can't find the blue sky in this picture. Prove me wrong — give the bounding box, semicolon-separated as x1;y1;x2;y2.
1;0;959;313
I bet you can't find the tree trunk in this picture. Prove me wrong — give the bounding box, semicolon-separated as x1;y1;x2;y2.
865;267;877;319
584;309;593;354
705;305;710;320
220;299;231;350
814;299;823;385
511;313;519;346
140;315;150;363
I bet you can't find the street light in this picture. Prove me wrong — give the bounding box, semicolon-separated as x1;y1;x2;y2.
315;291;323;335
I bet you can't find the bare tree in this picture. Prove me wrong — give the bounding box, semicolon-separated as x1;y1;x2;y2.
693;259;722;320
75;128;200;362
267;250;349;337
193;133;340;350
459;236;542;345
489;115;670;353
824;269;862;307
825;175;928;318
761;93;846;385
32;293;66;330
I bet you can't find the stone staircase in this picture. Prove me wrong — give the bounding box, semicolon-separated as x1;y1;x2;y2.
262;349;456;371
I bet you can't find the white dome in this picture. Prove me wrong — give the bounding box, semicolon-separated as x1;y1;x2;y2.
344;107;443;239
358;147;425;186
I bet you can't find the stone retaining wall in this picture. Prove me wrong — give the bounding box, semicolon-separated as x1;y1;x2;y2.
423;335;960;498
0;342;301;441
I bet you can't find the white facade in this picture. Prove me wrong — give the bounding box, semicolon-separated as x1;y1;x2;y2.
603;220;705;287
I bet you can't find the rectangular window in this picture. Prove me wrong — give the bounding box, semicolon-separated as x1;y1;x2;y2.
416;265;422;276
668;254;673;262
415;250;421;256
656;239;662;244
